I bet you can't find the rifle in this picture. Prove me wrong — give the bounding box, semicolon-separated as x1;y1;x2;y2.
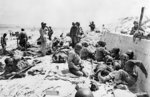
8;64;35;79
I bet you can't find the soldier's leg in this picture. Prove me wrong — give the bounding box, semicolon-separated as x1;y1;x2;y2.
69;68;84;76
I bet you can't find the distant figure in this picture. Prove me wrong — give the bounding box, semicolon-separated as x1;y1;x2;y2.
130;21;145;41
68;43;87;77
76;22;83;43
17;28;28;50
1;33;7;54
130;21;144;35
39;22;48;56
89;21;95;31
48;26;53;40
70;22;78;48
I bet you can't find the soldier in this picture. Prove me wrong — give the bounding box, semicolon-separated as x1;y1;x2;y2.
126;50;134;60
70;22;78;48
39;22;48;56
98;53;148;93
80;42;94;60
110;48;120;60
76;22;84;43
130;21;144;35
130;21;145;41
95;41;109;62
68;43;87;77
3;58;19;76
1;33;7;54
17;28;28;50
48;26;53;40
89;21;95;31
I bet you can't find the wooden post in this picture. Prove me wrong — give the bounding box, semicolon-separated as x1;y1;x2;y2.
133;7;145;42
139;7;145;27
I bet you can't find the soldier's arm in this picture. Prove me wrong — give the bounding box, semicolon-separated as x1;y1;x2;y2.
68;52;80;71
134;60;148;78
103;49;110;56
130;27;135;35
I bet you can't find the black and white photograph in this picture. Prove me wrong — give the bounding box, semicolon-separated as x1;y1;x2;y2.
0;0;150;97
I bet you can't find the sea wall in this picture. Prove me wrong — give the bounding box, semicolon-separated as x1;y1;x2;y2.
100;32;150;94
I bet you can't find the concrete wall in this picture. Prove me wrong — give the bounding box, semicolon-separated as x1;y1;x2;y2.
100;32;150;94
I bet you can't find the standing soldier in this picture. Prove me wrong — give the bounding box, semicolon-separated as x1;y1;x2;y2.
70;22;78;48
89;21;95;31
48;26;53;40
76;22;83;44
1;33;7;54
39;22;48;56
17;28;28;50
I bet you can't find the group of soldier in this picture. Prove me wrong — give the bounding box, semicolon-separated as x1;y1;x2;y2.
0;21;148;96
67;21;148;94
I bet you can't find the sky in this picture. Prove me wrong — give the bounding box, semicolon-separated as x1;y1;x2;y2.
0;0;150;28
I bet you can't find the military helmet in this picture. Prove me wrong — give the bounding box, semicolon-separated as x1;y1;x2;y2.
75;43;82;50
120;53;129;61
126;50;134;59
133;21;138;24
75;88;94;97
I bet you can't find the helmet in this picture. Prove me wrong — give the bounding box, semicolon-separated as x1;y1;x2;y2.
113;61;121;70
75;88;94;97
120;53;129;61
75;43;82;50
4;58;14;66
133;21;138;25
126;50;134;59
97;41;106;47
111;48;120;54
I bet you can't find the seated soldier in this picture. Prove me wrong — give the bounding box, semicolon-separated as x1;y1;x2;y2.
80;42;94;60
95;41;109;62
99;53;148;92
110;48;120;60
52;37;62;51
121;54;148;86
93;62;112;82
17;28;29;50
68;43;87;77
